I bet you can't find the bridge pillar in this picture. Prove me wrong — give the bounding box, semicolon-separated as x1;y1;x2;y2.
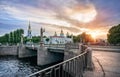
18;44;37;58
37;47;64;66
37;47;46;65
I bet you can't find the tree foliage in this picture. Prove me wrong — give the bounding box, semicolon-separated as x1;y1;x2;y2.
107;24;120;45
0;29;24;44
23;36;40;43
46;38;49;42
73;32;94;44
32;36;40;43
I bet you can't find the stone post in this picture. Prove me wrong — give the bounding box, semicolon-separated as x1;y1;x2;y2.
86;47;93;70
21;34;23;46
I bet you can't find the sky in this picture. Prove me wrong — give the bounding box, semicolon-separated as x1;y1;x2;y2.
0;0;120;39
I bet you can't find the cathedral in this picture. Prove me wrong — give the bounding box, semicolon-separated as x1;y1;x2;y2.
26;21;72;44
43;30;73;44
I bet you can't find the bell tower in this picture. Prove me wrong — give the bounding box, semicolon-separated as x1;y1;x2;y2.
27;21;32;39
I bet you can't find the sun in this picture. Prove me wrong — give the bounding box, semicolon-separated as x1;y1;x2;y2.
91;34;97;39
87;31;98;39
89;31;101;40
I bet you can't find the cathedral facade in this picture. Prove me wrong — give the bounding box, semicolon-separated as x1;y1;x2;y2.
44;30;73;44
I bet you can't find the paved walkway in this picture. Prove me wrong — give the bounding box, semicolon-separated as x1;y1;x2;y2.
83;51;120;77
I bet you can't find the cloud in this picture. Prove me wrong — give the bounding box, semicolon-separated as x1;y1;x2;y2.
2;4;73;27
0;0;120;39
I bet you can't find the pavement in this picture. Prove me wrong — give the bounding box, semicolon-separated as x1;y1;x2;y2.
83;50;120;77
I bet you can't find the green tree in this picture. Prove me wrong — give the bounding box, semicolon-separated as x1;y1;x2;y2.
73;35;81;43
4;34;9;43
32;36;40;43
46;38;49;43
107;24;120;45
10;32;13;43
0;29;24;44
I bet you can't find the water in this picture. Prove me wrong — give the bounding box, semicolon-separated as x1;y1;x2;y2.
0;56;42;77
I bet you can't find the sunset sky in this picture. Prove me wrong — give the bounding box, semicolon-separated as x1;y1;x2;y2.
0;0;120;39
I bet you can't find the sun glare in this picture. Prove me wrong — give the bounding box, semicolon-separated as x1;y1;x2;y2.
88;31;99;39
91;33;97;39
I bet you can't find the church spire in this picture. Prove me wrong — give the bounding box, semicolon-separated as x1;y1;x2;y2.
54;31;57;36
27;21;32;39
28;21;31;31
60;29;64;37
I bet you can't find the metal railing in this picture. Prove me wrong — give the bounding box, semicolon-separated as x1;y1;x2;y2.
29;45;91;77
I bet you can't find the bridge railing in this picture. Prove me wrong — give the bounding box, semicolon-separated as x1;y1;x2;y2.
29;44;92;77
45;44;65;48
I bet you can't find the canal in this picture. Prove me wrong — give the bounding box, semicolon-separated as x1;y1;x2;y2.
0;56;42;77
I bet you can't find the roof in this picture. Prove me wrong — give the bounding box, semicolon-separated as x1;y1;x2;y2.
50;36;64;38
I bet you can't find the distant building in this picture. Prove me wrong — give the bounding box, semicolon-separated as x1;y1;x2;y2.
27;21;32;39
44;30;73;44
26;21;33;45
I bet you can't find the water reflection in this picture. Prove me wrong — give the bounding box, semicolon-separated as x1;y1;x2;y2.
0;56;41;77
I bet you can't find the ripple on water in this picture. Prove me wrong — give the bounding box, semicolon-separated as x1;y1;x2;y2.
0;56;41;77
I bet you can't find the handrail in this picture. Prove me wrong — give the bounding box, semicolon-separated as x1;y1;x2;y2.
29;50;87;76
28;45;91;77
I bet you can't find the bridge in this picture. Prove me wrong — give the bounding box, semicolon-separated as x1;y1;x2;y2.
17;28;93;77
18;43;86;65
17;43;93;77
28;44;92;77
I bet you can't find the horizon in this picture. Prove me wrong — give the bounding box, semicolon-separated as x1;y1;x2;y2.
0;0;120;39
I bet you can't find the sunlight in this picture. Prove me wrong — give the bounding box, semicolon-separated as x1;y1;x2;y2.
91;33;97;39
88;31;99;39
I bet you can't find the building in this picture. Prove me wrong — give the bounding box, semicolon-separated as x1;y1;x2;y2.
26;21;33;45
27;21;32;40
44;30;73;44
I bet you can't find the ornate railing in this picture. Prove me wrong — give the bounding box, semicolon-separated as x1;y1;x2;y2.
28;44;92;77
65;43;80;49
47;44;65;48
25;43;79;49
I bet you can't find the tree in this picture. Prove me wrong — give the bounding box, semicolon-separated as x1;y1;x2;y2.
81;32;94;44
73;35;81;43
0;29;24;44
107;24;120;45
73;32;94;44
31;36;40;43
4;34;9;43
10;32;13;43
46;38;49;43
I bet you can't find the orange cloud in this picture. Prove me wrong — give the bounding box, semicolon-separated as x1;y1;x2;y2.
64;4;97;23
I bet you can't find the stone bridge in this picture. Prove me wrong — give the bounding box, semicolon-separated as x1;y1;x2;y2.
18;43;83;66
